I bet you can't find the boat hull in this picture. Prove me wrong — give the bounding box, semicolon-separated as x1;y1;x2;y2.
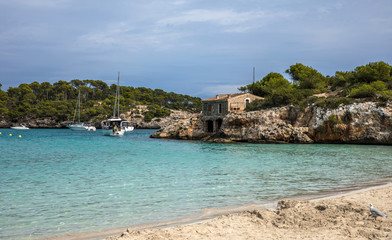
101;118;133;137
11;126;29;130
102;129;125;137
68;124;87;131
68;123;96;131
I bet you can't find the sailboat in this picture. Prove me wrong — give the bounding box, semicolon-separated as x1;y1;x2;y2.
101;73;134;136
68;90;96;131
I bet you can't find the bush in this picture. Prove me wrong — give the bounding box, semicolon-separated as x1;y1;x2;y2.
144;111;154;122
245;99;264;111
325;97;353;109
350;84;376;98
327;114;342;125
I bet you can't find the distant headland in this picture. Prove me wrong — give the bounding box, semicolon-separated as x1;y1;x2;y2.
2;61;392;144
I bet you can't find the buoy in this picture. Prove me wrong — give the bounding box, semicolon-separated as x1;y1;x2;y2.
19;135;22;138
9;134;12;136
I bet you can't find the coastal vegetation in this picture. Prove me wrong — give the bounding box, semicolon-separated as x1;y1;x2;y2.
240;61;392;111
0;81;201;123
1;61;391;125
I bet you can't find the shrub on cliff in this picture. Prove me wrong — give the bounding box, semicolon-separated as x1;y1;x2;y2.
349;81;388;99
242;61;392;111
285;63;328;91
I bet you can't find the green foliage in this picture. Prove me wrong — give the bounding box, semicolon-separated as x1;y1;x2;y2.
353;61;392;84
143;104;171;122
285;63;327;90
350;84;377;98
314;97;354;109
245;99;264;111
241;61;392;111
239;72;291;97
329;71;353;89
143;111;154;122
327;115;343;125
0;80;202;123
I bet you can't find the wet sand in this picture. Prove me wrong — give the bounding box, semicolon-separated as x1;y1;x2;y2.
42;181;392;240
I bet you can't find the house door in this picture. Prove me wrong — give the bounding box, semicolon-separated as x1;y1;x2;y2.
216;119;223;131
207;120;214;133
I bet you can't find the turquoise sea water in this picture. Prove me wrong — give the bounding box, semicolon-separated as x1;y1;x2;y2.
1;129;392;239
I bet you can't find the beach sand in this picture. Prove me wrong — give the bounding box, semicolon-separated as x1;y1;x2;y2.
106;183;392;240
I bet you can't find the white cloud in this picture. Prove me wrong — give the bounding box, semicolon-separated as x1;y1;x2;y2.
75;7;298;52
76;21;188;52
157;9;295;33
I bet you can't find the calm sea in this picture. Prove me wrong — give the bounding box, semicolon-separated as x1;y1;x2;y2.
1;129;392;239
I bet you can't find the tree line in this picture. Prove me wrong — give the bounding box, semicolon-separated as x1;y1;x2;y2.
240;61;392;110
0;80;202;123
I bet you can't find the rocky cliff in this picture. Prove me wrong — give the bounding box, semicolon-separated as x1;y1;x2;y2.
151;102;392;144
128;110;194;129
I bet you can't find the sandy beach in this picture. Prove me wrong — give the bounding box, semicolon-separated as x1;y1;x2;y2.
106;183;392;240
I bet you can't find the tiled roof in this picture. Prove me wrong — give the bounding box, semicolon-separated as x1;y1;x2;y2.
202;93;245;101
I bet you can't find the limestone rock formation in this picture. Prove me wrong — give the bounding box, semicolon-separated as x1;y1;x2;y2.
128;110;194;129
151;101;392;144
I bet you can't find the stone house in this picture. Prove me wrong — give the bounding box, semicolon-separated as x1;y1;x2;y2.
202;93;263;133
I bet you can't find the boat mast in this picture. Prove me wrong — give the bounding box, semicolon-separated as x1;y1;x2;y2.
113;72;120;118
72;90;81;123
77;90;81;123
117;72;120;118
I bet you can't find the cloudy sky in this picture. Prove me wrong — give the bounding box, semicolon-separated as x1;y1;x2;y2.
0;0;391;98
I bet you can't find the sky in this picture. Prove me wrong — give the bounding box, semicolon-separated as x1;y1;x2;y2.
0;0;391;99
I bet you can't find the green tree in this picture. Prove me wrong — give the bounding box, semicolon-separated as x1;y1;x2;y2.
239;72;291;97
285;63;327;90
40;82;53;100
70;79;84;88
353;61;392;84
53;80;73;101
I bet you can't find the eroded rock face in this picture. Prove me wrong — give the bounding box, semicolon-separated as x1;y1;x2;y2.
302;102;392;144
151;102;392;144
129;110;195;129
150;114;205;140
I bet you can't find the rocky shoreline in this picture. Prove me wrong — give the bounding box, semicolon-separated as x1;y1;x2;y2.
3;101;392;145
151;101;392;144
0;110;193;129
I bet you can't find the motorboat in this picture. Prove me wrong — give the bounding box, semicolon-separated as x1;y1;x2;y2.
101;72;134;137
11;124;29;130
101;118;133;136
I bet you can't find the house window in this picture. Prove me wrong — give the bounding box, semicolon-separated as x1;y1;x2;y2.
208;104;212;112
218;103;222;114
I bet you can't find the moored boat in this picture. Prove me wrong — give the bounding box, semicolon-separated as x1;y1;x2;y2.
10;124;29;130
101;72;134;137
67;90;96;131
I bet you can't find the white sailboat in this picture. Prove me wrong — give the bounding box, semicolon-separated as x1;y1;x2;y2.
101;73;134;136
68;90;96;131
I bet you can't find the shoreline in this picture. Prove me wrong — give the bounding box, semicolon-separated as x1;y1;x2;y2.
40;178;392;240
